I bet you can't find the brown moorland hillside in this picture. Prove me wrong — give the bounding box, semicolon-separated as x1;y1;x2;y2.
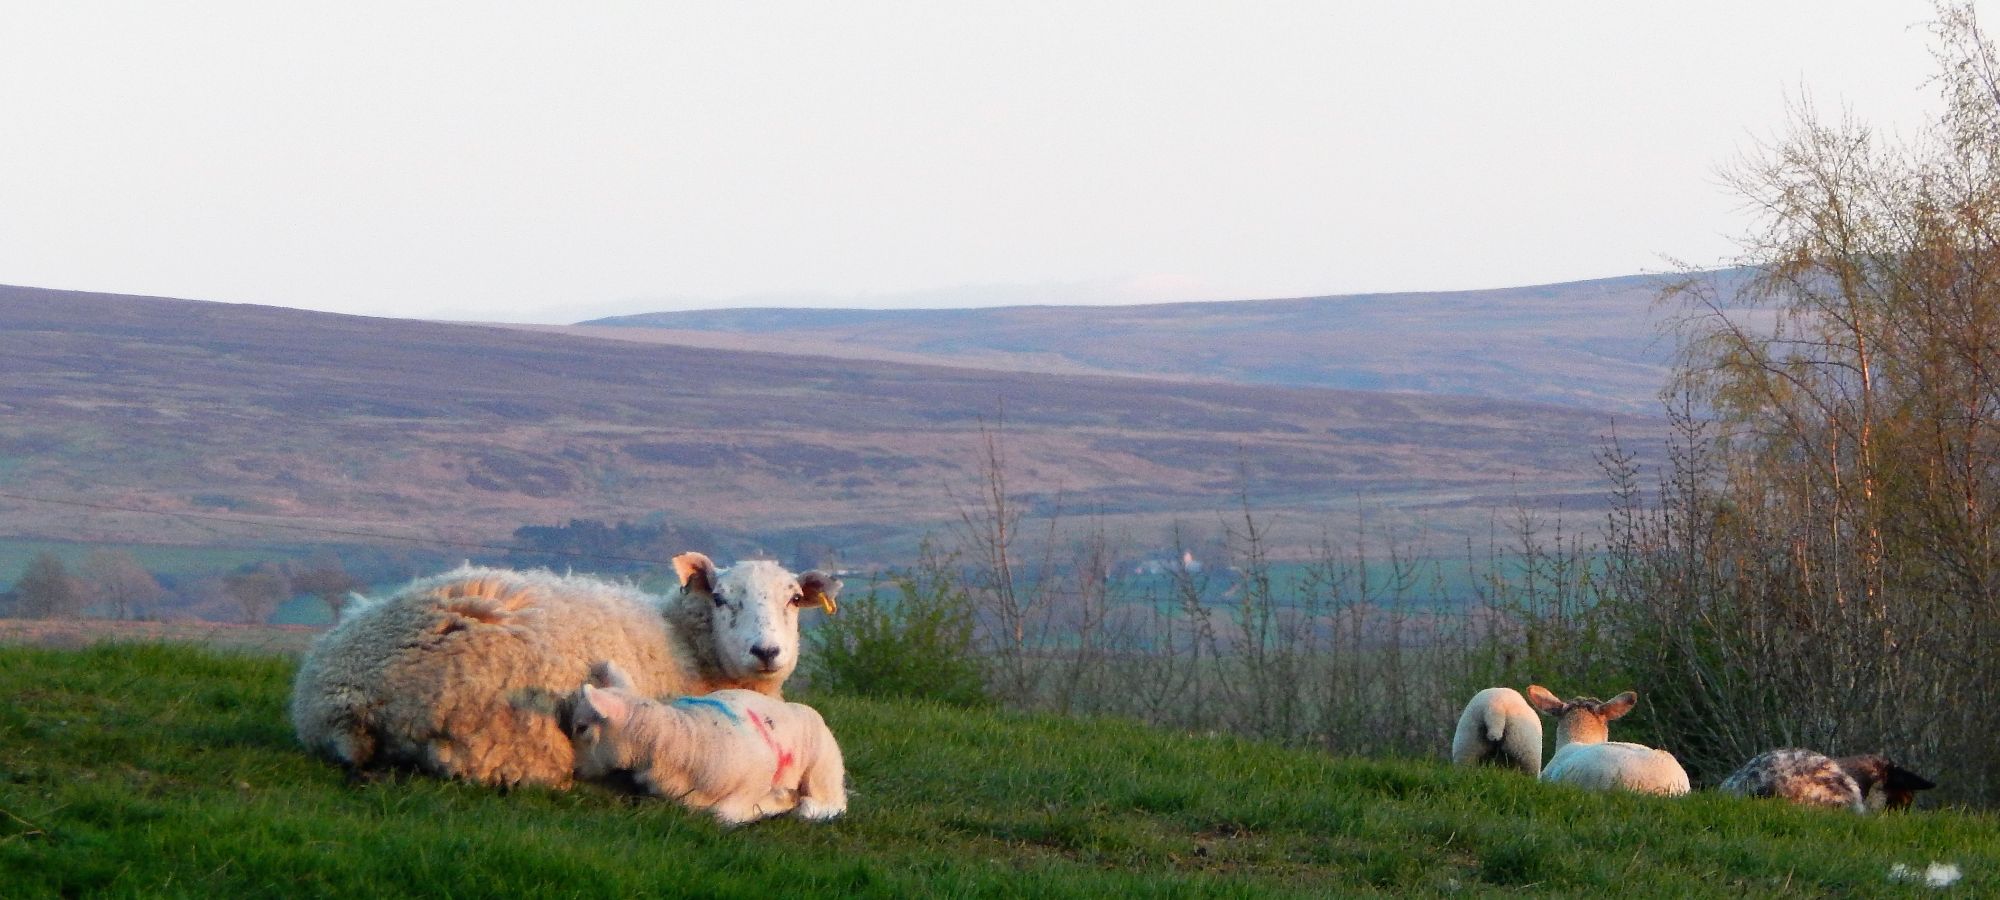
579;272;1748;414
0;284;1662;562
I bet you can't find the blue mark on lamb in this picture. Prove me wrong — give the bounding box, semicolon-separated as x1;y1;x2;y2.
672;695;742;724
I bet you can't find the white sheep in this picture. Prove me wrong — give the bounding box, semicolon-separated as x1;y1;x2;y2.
289;553;841;787
1720;748;1936;812
1451;687;1544;776
568;661;847;825
1526;684;1690;796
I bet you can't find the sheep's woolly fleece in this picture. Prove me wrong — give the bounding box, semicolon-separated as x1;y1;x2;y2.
1527;686;1690;797
1720;749;1864;812
1720;748;1936;812
289;560;839;787
1542;741;1692;796
570;662;847;825
1450;687;1542;776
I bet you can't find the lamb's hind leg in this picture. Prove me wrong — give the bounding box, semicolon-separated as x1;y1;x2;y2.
794;748;848;820
708;787;797;825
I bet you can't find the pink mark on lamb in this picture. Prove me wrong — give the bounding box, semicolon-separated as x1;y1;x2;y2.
746;711;796;786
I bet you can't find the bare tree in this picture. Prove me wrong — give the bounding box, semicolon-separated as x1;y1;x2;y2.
80;549;164;620
290;554;364;622
13;552;84;620
948;418;1061;705
1044;513;1128;716
225;563;292;625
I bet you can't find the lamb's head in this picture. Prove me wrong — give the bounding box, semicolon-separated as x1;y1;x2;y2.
1836;755;1937;811
566;679;637;781
673;552;842;688
1526;684;1636;747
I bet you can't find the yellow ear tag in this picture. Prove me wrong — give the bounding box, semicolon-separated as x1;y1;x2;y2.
819;595;838;615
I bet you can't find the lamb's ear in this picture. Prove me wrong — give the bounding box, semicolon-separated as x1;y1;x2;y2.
674;552;719;595
1599;691;1638;721
579;685;631;728
1886;765;1937;792
588;660;635;691
566;688;603;738
1525;684;1565;716
797;571;842;614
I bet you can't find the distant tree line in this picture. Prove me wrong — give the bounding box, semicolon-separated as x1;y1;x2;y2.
505;517;846;576
505;518;722;573
1;548;403;626
1;514;851;626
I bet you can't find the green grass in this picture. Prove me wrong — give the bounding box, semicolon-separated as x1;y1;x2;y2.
1;643;1993;897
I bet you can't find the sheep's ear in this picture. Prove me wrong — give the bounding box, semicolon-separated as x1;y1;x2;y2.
1525;684;1565;716
1887;765;1936;792
1599;691;1638;721
797;571;842;614
588;660;635;691
674;552;719;594
579;685;631;728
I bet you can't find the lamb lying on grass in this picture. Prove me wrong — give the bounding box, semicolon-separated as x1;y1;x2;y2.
290;556;839;787
1451;687;1543;776
1720;748;1936;812
567;661;848;825
1527;685;1690;796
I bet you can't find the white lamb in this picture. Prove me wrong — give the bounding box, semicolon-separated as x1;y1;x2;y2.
1527;684;1690;796
289;553;840;787
1451;687;1544;776
568;661;847;825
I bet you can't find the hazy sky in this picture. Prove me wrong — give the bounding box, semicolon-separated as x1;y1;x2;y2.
0;2;1976;323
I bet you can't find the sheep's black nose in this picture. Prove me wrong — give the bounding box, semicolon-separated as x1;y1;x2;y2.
750;645;782;666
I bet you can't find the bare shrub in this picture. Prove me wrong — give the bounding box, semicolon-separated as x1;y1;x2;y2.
936;420;1613;763
806;542;989;708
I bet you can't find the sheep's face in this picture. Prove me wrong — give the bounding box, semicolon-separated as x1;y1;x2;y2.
675;554;842;687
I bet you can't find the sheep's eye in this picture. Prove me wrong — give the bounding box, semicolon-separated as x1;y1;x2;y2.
712;591;728;608
790;592;804;605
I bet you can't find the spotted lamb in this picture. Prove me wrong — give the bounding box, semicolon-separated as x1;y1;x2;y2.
1720;748;1935;812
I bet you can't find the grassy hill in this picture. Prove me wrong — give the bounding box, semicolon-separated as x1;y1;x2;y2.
0;284;1662;562
0;641;1990;896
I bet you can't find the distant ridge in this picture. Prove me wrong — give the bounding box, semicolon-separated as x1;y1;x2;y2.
585;271;1751;414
